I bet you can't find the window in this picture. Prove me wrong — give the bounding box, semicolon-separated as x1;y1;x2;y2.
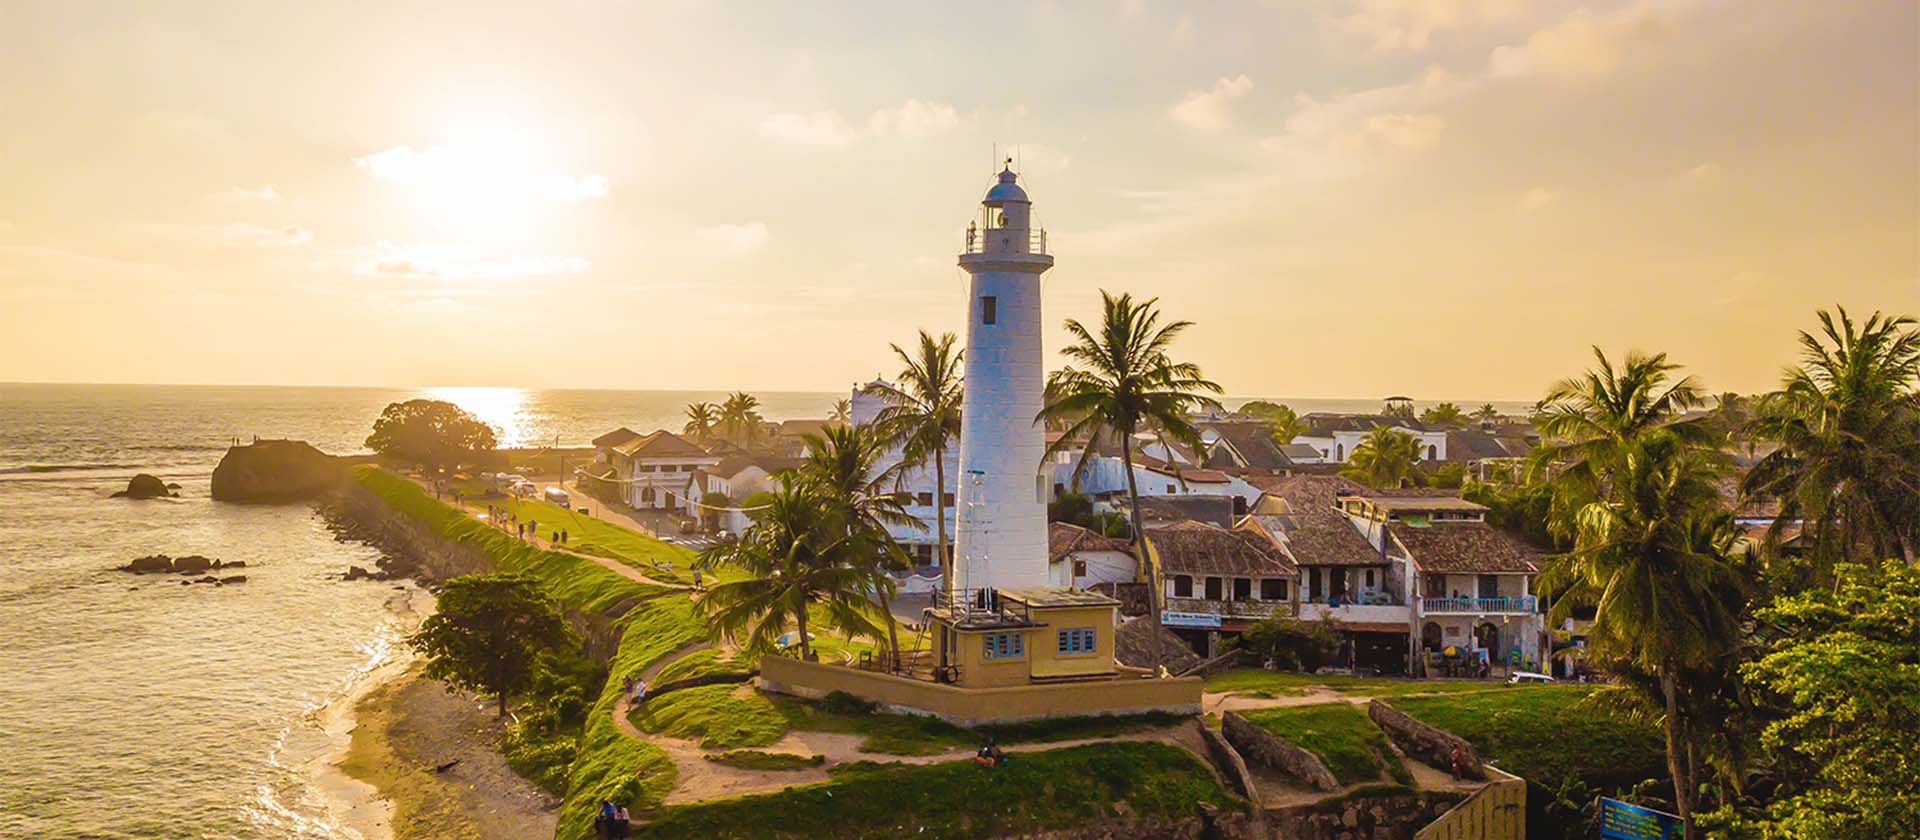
941;492;955;506
1365;569;1376;588
1166;484;1177;493
1172;574;1193;597
1232;577;1252;600
917;491;934;506
1259;579;1287;601
1057;627;1097;654
916;544;933;563
1204;576;1224;600
1072;559;1087;577
980;295;997;325
983;632;1023;660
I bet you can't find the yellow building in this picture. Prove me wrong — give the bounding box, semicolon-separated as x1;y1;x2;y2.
927;587;1122;688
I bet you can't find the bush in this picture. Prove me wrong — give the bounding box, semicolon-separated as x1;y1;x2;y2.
1235;616;1339;672
820;690;878;716
502;720;579;795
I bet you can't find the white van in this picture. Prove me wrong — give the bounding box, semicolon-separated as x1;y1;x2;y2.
543;486;571;509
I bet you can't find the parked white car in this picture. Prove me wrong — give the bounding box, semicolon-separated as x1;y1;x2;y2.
1508;671;1556;685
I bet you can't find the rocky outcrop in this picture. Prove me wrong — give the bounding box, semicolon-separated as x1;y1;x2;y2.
112;473;176;499
1367;700;1485;781
172;555;214;574
119;555;248;575
1262;788;1467;840
211;439;344;503
1223;711;1342;792
124;555;175;573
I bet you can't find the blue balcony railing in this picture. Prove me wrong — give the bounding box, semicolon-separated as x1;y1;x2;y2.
1420;595;1538;614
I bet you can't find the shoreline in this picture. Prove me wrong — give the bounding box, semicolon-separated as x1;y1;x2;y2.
307;585;432;840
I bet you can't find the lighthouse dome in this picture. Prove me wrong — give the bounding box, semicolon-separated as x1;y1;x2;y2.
983;167;1029;206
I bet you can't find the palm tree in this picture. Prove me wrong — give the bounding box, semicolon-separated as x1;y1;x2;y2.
1341;427;1422;487
682;402;719;445
797;424;918;670
1527;347;1713;537
693;475;890;661
864;330;964;591
1744;307;1920;566
827;399;851;425
1420;401;1467;428
1539;430;1746;839
1039;291;1223;669
718;392;765;448
1471;403;1501;424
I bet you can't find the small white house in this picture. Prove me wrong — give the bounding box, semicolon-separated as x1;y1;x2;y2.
1047;521;1136;588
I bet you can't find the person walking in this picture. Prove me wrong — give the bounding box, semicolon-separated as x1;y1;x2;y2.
612;804;630;838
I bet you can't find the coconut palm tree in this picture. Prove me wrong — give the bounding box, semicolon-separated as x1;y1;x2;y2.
1420;401;1467;428
1340;427;1422;488
864;330;964;591
797;423;918;670
1471;403;1501;424
1527;348;1714;537
827;399;851;425
1039;291;1223;669
718;392;765;448
693;474;890;661
682;402;719;445
1539;430;1746;840
1743;307;1920;566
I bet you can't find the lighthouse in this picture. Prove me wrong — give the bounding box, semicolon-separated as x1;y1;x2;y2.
952;163;1053;593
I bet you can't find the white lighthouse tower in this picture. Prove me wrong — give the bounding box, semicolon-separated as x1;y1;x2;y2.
952;163;1053;593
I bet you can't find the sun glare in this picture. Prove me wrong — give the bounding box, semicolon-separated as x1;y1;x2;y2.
421;386;528;446
356;138;607;229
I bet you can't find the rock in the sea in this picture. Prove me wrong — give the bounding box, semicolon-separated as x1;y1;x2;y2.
112;474;176;499
124;554;174;574
344;565;378;581
220;575;247;584
197;575;221;584
211;559;247;570
211;439;345;504
172;555;214;574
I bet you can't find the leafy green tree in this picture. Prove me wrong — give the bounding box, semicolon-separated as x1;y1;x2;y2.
1240;400;1304;443
864;330;964;591
1340;427;1422;488
1234;616;1338;671
1743;308;1920;568
683;401;720;444
1539;431;1747;840
1420;401;1468;427
364;399;498;473
408;574;578;716
1424;461;1468;489
1527;347;1712;538
1040;291;1223;668
1047;492;1131;539
798;423;916;669
1471;403;1501;424
694;474;890;660
1705;561;1920;840
718;392;766;448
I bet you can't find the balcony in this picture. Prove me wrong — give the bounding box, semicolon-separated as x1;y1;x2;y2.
1162;597;1294;623
962;227;1048;255
1297;600;1412;625
1420;595;1538;615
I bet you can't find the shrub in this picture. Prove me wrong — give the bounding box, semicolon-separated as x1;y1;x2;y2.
820;690;878;716
1235;616;1339;672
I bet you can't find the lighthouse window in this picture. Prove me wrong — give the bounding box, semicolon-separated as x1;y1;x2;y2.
980;296;997;325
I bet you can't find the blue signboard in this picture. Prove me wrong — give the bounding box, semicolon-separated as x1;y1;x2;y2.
1598;797;1683;840
1161;611;1222;629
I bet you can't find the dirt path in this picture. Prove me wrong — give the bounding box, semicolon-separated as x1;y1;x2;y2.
1201;688;1367;715
412;476;685;590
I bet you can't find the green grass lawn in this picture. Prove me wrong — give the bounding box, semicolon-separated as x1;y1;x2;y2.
704;750;826;771
629;741;1232;839
630;684;791;750
1239;702;1402;786
478;495;699;580
1390;686;1665;786
652;648;756;686
1204;668;1502;699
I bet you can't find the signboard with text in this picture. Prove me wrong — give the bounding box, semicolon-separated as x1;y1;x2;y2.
1161;611;1222;629
1598;797;1683;840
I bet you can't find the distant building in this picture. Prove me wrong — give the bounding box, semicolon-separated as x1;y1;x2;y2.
606;430;721;510
1291;414;1449;463
1047;522;1136;588
1146;519;1298;656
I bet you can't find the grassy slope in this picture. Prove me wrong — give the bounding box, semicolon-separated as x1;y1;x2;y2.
630;741;1231;840
705;750;825;771
1240;702;1398;786
349;466;700;840
1390;686;1666;786
477;494;698;581
1204;668;1496;698
652;648;754;686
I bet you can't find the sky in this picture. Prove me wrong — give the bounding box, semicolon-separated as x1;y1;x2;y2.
0;1;1914;401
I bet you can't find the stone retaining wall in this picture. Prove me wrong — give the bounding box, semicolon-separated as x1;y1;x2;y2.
1367;700;1485;781
1197;723;1260;802
1264;788;1466;840
1222;711;1341;792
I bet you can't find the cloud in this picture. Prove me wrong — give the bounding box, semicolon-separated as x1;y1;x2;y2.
696;222;771;254
1363;112;1447;149
1335;0;1533;51
1170;75;1254;133
1677;161;1721;185
354;145;609;202
1518;187;1558;210
213;185;280;202
761;99;964;146
1489;2;1671;78
333;242;589;281
141;221;312;247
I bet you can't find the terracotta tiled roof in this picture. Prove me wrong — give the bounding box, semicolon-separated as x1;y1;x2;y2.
1202;421;1295;471
1134;495;1239;528
592;427;642;449
1242;474;1385;567
1146;519;1297;577
612;430;712;459
1301;414;1436;435
1048;522;1133;561
1389;522;1541;574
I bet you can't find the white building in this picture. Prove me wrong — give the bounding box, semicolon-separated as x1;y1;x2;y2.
606;430;721;510
1292;415;1449;463
953;165;1053;592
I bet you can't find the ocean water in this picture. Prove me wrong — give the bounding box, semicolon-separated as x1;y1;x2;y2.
0;383;838;839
